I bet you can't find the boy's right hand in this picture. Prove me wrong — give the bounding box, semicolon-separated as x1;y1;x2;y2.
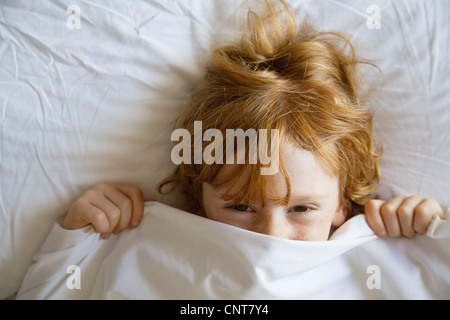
62;183;145;239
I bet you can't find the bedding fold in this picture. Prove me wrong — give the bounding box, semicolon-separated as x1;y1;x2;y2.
17;202;450;300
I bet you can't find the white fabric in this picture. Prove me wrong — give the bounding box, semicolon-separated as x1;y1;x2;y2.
16;201;450;300
1;0;450;298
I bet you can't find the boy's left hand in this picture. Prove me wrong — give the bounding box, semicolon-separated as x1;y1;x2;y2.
364;195;445;238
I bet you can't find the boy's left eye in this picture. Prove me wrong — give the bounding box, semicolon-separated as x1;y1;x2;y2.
292;205;313;213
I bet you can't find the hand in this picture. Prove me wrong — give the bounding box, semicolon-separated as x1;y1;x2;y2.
364;195;445;238
63;183;145;239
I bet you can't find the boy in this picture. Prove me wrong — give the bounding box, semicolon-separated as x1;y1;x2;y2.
62;1;444;241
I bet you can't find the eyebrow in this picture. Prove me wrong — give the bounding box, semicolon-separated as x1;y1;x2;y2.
287;193;329;204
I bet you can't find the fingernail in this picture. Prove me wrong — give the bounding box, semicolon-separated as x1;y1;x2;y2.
377;230;387;238
131;220;139;227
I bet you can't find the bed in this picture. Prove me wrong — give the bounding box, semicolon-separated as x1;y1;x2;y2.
1;0;449;299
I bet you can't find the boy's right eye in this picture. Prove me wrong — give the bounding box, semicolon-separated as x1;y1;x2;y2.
228;204;253;212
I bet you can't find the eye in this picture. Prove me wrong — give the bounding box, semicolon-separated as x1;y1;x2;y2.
227;204;254;212
291;205;314;213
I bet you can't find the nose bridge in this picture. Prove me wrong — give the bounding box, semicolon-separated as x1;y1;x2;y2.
257;209;291;239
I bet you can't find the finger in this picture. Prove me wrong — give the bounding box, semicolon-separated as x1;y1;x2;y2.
89;194;122;235
63;198;94;230
380;196;405;237
397;195;424;238
103;186;134;233
84;204;110;235
63;193;113;238
413;198;445;235
114;184;144;228
364;199;387;238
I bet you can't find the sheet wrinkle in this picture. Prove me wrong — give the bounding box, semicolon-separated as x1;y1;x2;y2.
327;0;369;19
426;208;450;239
47;66;69;116
1;96;10;126
392;2;430;95
182;7;212;35
0;28;78;79
9;42;19;80
32;142;65;204
0;39;21;80
67;53;109;76
423;14;440;96
0;6;59;29
133;12;160;35
0;22;58;61
84;86;111;155
80;0;134;24
142;0;183;16
422;3;438;91
122;72;168;92
0;39;8;64
13;79;47;132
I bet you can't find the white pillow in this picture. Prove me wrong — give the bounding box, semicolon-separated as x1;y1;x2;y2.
1;0;449;299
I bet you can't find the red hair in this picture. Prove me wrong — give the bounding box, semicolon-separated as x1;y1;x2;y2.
159;0;382;217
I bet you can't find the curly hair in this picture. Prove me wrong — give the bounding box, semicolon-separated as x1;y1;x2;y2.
158;0;382;217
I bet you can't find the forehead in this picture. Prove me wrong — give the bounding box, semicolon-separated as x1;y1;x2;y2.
282;145;337;184
216;145;339;200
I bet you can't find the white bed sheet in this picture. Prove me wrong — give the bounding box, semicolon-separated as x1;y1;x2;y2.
16;201;450;299
1;0;450;299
